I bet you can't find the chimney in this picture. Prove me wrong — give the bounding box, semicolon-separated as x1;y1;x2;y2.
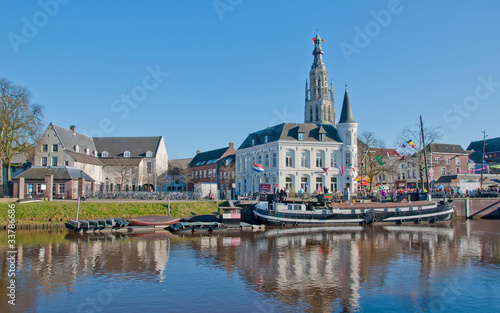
70;125;76;134
196;150;200;154
229;142;234;150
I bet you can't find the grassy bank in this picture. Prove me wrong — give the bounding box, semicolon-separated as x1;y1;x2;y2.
0;200;222;226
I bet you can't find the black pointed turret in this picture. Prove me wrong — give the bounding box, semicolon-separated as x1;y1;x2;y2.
339;86;355;123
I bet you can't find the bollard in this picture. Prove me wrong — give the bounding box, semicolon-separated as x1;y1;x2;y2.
465;197;471;219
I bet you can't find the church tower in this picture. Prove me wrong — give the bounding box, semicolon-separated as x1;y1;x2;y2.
305;31;335;125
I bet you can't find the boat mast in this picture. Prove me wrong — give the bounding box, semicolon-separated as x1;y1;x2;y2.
420;115;430;192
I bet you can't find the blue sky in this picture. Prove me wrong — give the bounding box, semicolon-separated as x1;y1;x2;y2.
1;0;499;159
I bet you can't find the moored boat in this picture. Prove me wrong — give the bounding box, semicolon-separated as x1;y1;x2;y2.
254;193;455;226
128;215;181;226
167;221;227;233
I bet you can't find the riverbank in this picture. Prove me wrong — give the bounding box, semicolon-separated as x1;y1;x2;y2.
0;200;223;228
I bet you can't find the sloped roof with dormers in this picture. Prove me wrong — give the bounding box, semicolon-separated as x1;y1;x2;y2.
93;137;162;158
238;123;342;150
51;124;97;155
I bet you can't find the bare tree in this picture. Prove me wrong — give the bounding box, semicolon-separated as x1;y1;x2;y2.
395;118;443;189
0;78;44;195
358;131;398;192
108;166;134;192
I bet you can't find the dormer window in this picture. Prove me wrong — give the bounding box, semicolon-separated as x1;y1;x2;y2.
74;145;79;153
84;148;89;155
124;150;131;158
264;135;269;143
93;150;97;157
320;134;326;142
251;138;256;146
298;132;305;141
102;151;109;158
146;150;153;158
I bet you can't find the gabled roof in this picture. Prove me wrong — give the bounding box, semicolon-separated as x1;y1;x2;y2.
65;151;104;166
93;137;162;158
467;137;500;153
426;143;466;154
238;123;342;150
51;124;96;153
189;147;231;167
169;158;192;170
14;166;94;181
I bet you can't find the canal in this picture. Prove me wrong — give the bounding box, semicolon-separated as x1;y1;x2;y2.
1;220;500;312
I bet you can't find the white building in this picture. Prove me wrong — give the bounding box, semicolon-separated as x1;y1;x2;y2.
236;32;358;196
33;123;168;193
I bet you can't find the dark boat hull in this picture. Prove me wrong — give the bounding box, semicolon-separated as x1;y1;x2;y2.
254;202;455;226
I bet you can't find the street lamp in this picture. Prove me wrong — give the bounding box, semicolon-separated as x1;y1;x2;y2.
480;130;488;190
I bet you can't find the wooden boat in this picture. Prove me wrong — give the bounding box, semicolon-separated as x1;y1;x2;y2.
166;222;227;233
253;193;455;226
128;215;181;226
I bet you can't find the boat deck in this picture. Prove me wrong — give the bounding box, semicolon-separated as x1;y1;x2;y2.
330;200;436;209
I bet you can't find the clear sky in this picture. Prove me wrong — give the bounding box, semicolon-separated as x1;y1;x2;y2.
2;0;499;159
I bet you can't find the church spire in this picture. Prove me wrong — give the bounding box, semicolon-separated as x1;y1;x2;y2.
305;30;335;126
339;85;355;124
311;30;325;69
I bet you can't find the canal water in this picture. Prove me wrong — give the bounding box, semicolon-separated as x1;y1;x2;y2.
1;220;500;313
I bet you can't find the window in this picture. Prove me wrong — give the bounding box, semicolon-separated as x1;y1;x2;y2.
204;170;207;178
102;151;109;157
52;144;58;152
315;177;323;192
42;144;48;152
330;153;337;167
146;150;153;158
208;169;212;177
345;152;351;167
285;176;293;190
195;171;198;178
84;148;89;155
251;139;256;146
319;133;326;142
59;184;65;195
93;150;97;157
285;151;293;167
124;151;131;158
52;157;57;166
435;157;440;164
441;167;447;175
401;164;405;169
345;131;351;145
272;152;277;168
301;151;309;168
265;154;269;168
413;170;416;178
315;106;319;121
402;173;406;179
330;177;337;192
264;135;269;143
64;161;69;166
445;158;450;165
301;177;308;193
41;157;47;166
455;157;461;165
316;152;323;168
298;132;305;141
147;161;152;174
74;145;79;153
258;154;262;165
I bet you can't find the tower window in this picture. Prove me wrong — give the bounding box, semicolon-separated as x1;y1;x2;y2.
316;106;319;121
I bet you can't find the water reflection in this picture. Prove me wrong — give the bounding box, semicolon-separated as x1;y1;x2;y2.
1;221;499;312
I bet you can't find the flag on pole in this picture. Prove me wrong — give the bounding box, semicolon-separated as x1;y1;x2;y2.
348;164;356;172
407;140;416;149
385;152;391;159
375;155;385;166
371;159;377;167
361;162;366;170
393;149;401;157
253;163;264;172
314;168;329;174
338;165;343;174
401;143;408;148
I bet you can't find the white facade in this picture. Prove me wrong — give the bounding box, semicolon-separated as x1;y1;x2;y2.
235;124;357;196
